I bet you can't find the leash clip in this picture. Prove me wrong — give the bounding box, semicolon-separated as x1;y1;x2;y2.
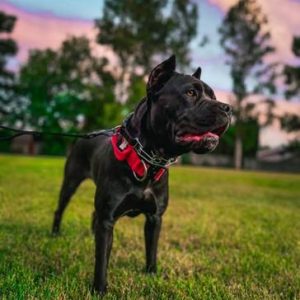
132;160;148;182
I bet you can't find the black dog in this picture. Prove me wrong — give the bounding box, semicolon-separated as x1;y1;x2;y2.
52;55;231;294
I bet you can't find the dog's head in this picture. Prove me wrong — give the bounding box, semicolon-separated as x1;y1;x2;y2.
144;55;231;156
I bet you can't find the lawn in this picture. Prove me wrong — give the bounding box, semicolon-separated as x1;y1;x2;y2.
0;154;299;299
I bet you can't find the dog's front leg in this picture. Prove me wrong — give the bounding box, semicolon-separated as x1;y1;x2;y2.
144;214;162;273
93;215;114;294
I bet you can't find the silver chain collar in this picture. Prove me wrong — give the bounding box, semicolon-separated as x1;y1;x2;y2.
132;137;177;168
120;112;178;174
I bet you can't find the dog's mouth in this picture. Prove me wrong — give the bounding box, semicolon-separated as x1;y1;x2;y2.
179;132;219;143
175;124;228;153
176;124;227;143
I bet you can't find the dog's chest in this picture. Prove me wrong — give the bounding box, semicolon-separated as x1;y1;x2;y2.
113;187;159;219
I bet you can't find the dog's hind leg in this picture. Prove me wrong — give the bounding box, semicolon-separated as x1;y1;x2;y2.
52;159;87;235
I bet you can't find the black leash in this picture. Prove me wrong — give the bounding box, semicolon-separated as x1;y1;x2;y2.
0;125;110;141
1;120;176;182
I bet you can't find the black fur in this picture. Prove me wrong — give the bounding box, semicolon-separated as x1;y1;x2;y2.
51;55;231;294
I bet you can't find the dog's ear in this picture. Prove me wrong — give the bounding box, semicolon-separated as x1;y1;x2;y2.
147;55;176;95
192;67;202;79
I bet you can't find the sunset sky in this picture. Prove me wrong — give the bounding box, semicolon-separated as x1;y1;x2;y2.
2;0;300;87
1;0;300;146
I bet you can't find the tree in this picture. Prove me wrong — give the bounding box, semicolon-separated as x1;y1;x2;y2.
20;36;120;154
0;11;19;123
95;0;198;101
281;36;300;133
281;114;300;132
216;119;259;158
219;0;277;169
284;36;300;99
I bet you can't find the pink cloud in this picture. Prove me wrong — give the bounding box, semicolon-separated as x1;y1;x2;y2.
0;1;117;68
208;0;300;64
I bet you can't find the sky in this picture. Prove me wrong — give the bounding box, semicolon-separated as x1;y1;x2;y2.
1;0;300;89
1;0;300;146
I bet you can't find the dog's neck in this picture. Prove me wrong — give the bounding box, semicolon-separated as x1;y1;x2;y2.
125;98;172;159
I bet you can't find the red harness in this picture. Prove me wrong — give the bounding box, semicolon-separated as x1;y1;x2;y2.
111;131;166;182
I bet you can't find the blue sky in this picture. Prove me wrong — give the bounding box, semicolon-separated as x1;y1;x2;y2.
5;0;104;20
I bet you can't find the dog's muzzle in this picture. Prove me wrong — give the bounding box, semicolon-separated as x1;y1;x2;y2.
174;118;230;154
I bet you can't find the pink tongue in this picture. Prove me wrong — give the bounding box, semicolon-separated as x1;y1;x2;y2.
182;132;218;142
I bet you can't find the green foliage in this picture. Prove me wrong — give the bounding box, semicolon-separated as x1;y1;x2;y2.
96;0;198;73
1;155;300;299
285;139;300;154
19;36;118;155
281;36;300;136
20;36;116;131
284;36;300;99
281;113;300;132
217;119;259;157
96;0;198;101
126;75;147;111
219;0;276;100
219;0;277;167
0;11;20;123
180;153;191;165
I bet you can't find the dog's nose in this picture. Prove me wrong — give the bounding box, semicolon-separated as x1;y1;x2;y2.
219;103;232;114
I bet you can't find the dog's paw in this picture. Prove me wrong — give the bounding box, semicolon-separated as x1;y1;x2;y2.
51;227;61;237
92;283;108;296
145;265;157;274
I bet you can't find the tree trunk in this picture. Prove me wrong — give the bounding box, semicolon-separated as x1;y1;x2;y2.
234;134;243;170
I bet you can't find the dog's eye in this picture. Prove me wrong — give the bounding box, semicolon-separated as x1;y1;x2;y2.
186;89;197;98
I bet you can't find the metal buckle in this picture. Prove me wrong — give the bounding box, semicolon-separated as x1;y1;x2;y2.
132;160;148;182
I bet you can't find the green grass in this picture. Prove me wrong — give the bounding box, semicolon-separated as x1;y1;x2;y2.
0;154;300;299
